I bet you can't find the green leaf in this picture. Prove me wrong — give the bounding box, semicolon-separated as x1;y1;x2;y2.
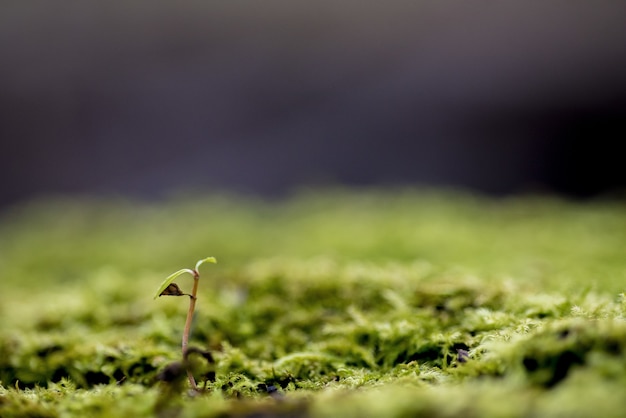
195;256;217;271
154;268;194;300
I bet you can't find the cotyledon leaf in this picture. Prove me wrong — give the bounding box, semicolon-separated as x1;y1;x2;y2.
195;256;217;271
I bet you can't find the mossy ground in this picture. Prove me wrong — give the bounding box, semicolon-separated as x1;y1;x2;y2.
1;189;625;417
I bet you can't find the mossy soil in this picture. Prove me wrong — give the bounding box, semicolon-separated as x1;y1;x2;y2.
1;189;625;417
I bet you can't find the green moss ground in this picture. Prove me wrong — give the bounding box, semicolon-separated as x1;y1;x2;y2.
1;189;625;417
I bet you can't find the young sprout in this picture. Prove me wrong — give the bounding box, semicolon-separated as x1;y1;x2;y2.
155;257;217;390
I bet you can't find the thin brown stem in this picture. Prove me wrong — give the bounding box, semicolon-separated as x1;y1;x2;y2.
182;270;200;390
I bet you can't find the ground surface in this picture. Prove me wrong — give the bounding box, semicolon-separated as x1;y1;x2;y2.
1;189;625;417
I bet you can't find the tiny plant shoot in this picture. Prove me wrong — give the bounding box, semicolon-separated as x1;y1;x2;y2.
154;257;217;390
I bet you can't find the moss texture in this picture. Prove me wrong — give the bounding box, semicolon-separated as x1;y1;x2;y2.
1;189;625;417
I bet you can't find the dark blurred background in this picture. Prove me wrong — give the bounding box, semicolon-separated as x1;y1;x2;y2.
2;0;626;208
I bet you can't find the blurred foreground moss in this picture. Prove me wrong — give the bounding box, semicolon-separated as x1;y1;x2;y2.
1;189;625;417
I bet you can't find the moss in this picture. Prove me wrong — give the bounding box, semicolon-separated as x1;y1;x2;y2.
1;189;626;417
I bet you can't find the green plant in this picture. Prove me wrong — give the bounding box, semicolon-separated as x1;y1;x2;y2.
154;257;217;390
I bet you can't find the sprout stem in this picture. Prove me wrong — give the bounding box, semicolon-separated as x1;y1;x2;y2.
182;269;200;390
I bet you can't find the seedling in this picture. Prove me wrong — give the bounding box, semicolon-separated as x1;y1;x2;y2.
154;257;217;390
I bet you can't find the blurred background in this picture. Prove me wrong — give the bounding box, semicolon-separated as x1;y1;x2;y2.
2;0;626;209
